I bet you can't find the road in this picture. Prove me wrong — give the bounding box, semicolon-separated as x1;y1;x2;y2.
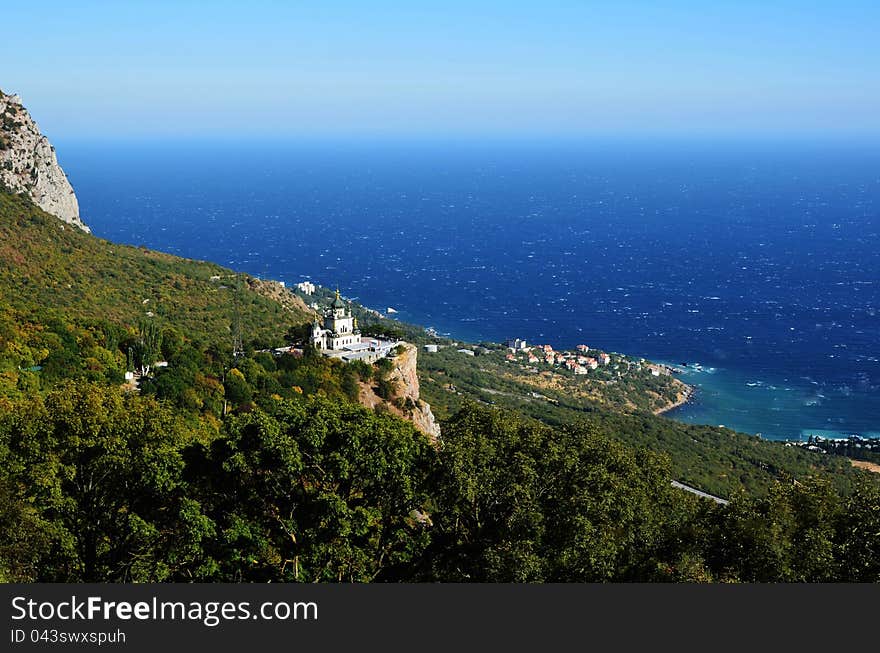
671;480;729;505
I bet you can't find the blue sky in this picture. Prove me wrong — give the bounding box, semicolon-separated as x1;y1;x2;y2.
2;1;878;139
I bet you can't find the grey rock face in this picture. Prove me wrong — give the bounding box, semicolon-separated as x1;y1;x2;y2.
0;90;89;232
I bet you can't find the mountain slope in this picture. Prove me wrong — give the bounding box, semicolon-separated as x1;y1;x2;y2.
0;190;311;348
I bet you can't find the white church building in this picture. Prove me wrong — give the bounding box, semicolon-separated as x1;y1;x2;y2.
311;289;361;350
310;289;398;363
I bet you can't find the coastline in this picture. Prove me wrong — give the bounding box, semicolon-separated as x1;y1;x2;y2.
302;286;853;439
654;382;695;416
316;287;702;420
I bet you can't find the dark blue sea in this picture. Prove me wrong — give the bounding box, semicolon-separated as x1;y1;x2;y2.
58;138;880;440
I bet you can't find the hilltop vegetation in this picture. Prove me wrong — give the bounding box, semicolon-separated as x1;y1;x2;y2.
0;190;310;352
0;190;314;398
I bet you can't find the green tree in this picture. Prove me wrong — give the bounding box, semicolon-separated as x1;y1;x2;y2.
697;478;842;582
160;326;185;360
425;403;685;581
224;368;253;408
0;383;212;581
186;396;435;582
836;478;880;582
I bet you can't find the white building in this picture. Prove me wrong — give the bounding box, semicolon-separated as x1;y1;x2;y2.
296;281;316;295
311;289;361;351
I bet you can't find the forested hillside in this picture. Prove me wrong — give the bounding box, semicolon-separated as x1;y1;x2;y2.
3;385;879;582
0;190;310;358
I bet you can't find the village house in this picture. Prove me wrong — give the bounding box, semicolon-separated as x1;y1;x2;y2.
296;281;316;295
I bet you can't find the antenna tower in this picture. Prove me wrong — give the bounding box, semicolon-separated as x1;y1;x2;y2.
232;274;244;358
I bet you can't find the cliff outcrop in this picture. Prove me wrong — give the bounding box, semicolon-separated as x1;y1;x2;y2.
359;343;441;442
0;90;88;232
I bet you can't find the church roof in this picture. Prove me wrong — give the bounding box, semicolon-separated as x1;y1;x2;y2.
332;288;345;309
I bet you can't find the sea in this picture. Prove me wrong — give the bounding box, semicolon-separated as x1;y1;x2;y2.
57;138;880;441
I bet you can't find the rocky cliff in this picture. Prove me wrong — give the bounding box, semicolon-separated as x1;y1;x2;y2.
0;90;88;232
359;343;441;442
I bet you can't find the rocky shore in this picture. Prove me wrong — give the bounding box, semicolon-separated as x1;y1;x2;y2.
654;382;695;416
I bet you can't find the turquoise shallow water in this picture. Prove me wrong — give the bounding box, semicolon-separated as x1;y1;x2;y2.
665;363;880;440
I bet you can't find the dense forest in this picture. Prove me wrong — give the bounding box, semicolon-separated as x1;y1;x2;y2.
1;189;879;582
3;385;879;582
